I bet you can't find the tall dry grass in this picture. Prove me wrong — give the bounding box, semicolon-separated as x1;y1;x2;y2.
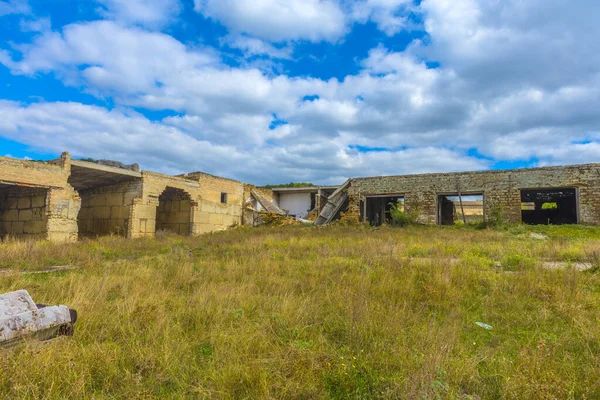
0;224;599;398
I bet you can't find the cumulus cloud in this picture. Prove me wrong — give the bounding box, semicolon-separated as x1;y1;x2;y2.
95;0;182;29
0;0;30;16
194;0;347;42
350;0;414;36
0;101;486;184
0;0;599;183
19;17;51;32
221;34;294;60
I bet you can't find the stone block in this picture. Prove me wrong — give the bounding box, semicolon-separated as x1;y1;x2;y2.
17;197;31;209
18;209;33;221
24;220;44;234
10;222;24;234
105;193;124;207
31;195;46;208
4;209;19;222
209;213;223;226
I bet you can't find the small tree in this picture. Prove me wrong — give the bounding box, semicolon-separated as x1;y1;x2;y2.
388;200;411;226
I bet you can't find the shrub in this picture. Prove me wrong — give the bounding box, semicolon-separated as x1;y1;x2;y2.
388;200;412;226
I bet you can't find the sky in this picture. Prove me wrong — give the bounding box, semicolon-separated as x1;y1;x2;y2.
0;0;599;185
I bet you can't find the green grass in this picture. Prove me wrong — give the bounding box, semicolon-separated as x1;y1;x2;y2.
1;224;600;398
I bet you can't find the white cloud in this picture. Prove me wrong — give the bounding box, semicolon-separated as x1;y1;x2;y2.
194;0;347;42
19;17;50;32
0;101;486;184
222;34;293;59
1;0;600;183
0;0;29;16
350;0;414;36
95;0;182;29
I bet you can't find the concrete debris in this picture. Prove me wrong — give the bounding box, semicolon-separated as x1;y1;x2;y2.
475;322;493;330
251;190;286;215
315;179;351;225
0;290;77;346
529;232;549;240
95;159;140;172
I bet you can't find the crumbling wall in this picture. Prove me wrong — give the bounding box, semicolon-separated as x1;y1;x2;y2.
185;172;244;233
156;188;192;235
242;184;279;225
347;164;600;225
78;180;142;237
0;155;80;242
129;172;199;238
0;187;48;239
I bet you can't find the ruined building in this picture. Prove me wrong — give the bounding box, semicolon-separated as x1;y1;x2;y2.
1;152;599;242
317;164;600;226
0;153;243;241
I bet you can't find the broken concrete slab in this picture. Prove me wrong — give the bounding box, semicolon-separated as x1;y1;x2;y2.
0;290;76;346
315;179;350;225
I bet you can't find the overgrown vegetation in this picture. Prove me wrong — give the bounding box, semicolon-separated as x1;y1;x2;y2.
1;224;600;398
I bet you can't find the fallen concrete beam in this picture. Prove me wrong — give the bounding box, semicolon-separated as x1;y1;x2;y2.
0;290;76;346
315;179;351;225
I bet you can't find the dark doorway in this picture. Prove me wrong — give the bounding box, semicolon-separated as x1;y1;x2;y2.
156;187;192;235
365;196;404;226
521;188;577;225
438;194;484;225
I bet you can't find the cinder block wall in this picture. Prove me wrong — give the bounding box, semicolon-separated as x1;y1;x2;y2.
347;164;600;224
0;187;48;239
78;180;142;237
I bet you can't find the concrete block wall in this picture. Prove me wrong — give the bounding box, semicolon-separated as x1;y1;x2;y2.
130;172;199;238
347;164;600;225
0;187;48;239
78;180;142;237
0;154;81;242
156;189;192;235
184;172;244;232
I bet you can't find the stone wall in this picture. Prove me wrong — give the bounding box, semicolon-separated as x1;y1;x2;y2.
78;180;142;237
0;154;80;242
347;164;600;225
130;172;199;238
156;188;192;235
185;172;244;233
0;187;48;239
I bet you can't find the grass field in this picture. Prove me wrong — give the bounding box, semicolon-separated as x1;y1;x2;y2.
1;224;600;399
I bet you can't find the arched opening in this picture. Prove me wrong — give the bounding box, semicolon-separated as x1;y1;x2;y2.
156;187;192;235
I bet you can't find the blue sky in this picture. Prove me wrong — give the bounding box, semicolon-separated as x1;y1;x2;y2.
0;0;599;185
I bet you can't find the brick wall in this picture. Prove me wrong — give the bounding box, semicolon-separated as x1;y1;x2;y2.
347;164;600;225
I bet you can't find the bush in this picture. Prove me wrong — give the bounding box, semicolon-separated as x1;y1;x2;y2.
389;200;412;226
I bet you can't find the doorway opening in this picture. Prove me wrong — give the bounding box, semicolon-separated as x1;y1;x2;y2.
365;196;405;226
520;188;577;225
438;194;484;225
156;187;192;235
